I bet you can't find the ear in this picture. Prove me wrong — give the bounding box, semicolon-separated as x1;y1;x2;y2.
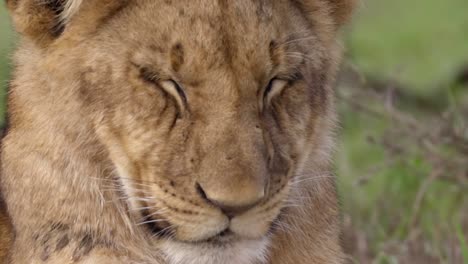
6;0;82;45
293;0;357;31
325;0;356;27
6;0;126;47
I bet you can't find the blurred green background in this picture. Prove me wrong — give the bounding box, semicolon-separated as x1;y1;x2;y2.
339;0;468;263
0;3;12;123
0;1;467;263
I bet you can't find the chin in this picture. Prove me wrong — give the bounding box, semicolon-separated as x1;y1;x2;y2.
159;236;271;264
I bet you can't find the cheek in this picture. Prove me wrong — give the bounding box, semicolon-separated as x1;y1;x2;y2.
94;78;180;161
265;86;310;137
262;84;325;163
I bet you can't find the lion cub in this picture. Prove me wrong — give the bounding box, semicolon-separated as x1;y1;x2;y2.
1;0;354;263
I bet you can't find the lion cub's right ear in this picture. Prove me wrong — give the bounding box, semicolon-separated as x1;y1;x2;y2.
6;0;127;47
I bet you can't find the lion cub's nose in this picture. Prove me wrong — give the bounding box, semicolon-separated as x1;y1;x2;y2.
196;182;265;218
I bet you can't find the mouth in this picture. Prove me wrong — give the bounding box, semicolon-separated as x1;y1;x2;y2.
140;208;252;246
140;209;229;242
202;228;236;244
138;198;284;244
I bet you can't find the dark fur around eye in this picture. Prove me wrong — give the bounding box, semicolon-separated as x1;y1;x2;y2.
139;67;160;83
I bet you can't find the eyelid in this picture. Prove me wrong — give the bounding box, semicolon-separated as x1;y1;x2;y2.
262;71;302;109
169;79;187;105
264;79;288;106
277;71;303;83
137;65;188;111
140;66;161;83
159;80;187;112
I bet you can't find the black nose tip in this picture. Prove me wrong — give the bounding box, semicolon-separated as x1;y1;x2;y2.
196;183;258;219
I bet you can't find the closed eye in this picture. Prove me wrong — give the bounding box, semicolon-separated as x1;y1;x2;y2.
262;70;303;109
139;66;187;112
263;78;288;107
159;80;187;110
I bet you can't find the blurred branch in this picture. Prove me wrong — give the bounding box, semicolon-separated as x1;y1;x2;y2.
455;64;468;86
409;170;440;232
339;63;468;113
337;63;468;188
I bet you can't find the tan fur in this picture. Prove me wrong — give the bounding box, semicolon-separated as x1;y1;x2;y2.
1;0;355;263
0;201;12;263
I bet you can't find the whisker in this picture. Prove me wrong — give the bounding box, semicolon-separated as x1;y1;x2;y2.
136;208;169;223
130;206;158;212
284;53;318;63
290;170;334;177
152;225;176;238
288;175;335;185
136;218;168;226
127;196;157;201
271;220;294;234
278;36;316;46
91;176;159;186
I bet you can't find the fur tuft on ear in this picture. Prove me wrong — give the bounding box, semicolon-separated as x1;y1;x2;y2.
6;0;127;48
292;0;357;34
61;0;83;24
326;0;356;26
6;0;83;46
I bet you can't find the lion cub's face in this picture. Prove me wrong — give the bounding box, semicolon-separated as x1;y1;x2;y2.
80;0;331;246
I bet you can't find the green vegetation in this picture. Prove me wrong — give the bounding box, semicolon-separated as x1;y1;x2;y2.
348;0;468;92
457;223;468;264
0;1;467;263
339;0;468;262
0;4;13;124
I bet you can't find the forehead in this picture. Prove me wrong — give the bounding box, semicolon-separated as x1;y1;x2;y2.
131;0;279;39
116;0;308;74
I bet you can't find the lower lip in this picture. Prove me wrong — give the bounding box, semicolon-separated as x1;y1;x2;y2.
206;232;235;243
177;232;237;245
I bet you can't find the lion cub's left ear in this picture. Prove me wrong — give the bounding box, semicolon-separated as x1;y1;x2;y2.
6;0;127;47
296;0;357;31
325;0;357;27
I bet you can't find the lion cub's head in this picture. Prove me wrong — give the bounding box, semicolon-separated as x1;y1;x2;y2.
8;0;353;259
